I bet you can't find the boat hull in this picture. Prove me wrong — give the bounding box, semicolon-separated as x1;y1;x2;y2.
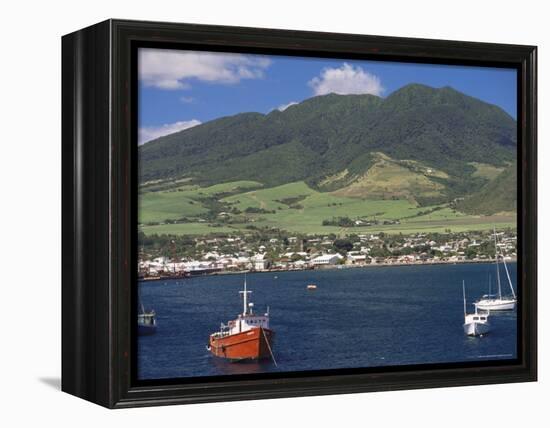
138;324;157;335
474;299;516;311
463;322;490;336
209;327;274;361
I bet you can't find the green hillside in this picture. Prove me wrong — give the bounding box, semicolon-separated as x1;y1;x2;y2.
456;163;517;215
138;84;518;235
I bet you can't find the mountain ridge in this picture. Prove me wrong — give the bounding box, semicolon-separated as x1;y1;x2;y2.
139;84;516;211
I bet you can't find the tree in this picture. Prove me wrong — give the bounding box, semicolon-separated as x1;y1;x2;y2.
465;247;478;259
291;253;303;262
369;246;391;258
333;238;353;253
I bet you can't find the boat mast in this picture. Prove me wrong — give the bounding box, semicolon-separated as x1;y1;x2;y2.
501;256;517;299
138;292;145;315
239;275;252;315
463;280;467;316
493;226;502;299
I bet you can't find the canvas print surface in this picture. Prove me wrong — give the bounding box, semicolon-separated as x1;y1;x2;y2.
136;48;518;380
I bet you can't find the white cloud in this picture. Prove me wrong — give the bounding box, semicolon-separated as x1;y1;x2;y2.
179;96;194;104
277;101;299;111
139;48;271;90
308;63;383;96
139;120;201;145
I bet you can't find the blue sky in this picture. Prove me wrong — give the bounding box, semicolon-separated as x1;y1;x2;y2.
138;48;517;144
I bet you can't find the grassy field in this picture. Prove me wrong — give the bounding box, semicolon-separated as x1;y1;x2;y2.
139;222;237;235
223;181;315;211
138;192;207;223
406;207;466;222
139;180;262;223
138;178;516;236
192;180;262;196
139;215;516;236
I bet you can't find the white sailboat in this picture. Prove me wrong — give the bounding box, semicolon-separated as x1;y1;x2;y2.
474;228;517;312
463;280;491;337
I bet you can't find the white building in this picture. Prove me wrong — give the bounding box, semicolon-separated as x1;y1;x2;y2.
347;253;367;264
251;253;268;271
311;254;342;266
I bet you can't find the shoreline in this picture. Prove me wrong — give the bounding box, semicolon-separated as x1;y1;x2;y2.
139;258;516;282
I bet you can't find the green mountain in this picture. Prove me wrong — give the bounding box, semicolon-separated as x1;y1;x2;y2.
139;84;516;208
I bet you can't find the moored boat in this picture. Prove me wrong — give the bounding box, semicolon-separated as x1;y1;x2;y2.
138;309;157;335
474;227;516;312
208;277;275;362
463;280;490;337
474;296;516;311
137;289;157;335
463;312;491;336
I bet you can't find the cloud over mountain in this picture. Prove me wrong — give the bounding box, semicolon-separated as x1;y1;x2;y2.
277;101;299;111
308;63;383;96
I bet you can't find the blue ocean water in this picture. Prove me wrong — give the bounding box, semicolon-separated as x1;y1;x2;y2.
137;263;517;380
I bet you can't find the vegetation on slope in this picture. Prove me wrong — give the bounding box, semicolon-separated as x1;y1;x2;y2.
455;163;517;215
139;84;516;200
138;84;518;230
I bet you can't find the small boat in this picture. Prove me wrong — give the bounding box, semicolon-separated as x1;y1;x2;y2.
208;277;276;363
137;289;157;335
475;227;516;312
463;280;490;337
138;307;157;335
307;284;317;290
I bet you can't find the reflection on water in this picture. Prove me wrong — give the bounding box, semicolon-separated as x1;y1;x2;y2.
210;357;273;376
137;263;517;380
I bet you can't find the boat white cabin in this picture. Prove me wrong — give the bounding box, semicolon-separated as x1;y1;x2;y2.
463;312;490;336
137;309;157;335
138;311;156;326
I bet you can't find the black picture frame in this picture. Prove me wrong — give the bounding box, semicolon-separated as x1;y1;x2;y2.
62;19;537;408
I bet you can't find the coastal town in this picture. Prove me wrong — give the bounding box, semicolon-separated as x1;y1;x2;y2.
138;228;517;279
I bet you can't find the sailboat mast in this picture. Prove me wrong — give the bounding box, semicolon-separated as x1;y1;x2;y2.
501;256;517;299
463;280;467;316
493;227;502;299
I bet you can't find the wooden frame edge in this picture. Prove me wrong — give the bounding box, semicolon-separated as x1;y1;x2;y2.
62;19;537;409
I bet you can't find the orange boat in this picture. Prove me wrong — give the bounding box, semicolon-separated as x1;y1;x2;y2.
208;278;275;362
